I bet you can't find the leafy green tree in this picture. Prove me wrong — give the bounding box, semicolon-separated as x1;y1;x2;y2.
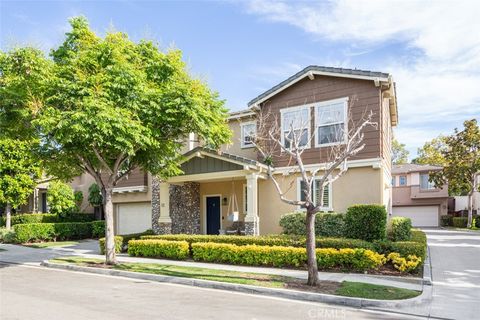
0;47;51;139
432;120;480;228
392;138;409;164
0;138;40;229
88;183;103;208
47;181;76;217
19;17;230;263
412;135;448;166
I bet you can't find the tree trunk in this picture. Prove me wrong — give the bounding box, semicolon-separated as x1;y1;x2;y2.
5;202;11;230
467;191;473;228
103;187;117;264
305;209;318;286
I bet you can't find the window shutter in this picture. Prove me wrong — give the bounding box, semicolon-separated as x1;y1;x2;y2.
322;184;330;208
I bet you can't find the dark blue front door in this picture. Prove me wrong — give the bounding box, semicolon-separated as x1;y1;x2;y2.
206;196;221;235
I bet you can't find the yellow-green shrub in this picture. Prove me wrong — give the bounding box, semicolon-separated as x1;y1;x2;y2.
387;252;422;273
99;236;123;255
191;242;386;271
128;239;189;260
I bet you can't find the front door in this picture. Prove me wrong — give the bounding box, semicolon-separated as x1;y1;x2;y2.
206;196;221;235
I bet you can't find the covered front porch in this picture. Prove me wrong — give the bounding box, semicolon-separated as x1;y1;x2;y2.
151;147;267;236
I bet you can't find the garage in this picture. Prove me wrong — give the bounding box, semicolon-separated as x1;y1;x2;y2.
116;202;152;235
392;206;439;227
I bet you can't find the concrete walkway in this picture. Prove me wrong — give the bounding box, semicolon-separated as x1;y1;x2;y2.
425;228;480;320
0;240;422;291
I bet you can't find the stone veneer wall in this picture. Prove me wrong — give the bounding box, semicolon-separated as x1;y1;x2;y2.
170;182;201;234
151;176;161;233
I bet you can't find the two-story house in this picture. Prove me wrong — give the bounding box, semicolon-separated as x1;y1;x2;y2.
22;66;399;236
391;163;448;227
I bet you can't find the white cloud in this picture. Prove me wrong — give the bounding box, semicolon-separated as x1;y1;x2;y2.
245;0;480;155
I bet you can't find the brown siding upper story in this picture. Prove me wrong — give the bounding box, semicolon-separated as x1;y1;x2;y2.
259;75;383;167
111;168;148;188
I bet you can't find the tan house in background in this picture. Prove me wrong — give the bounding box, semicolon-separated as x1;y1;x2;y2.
391;163;448;227
21;66;399;236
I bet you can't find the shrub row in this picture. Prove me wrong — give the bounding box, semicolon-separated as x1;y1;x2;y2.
98;229;154;254
0;213;95;227
279;212;345;238
141;234;376;252
99;236;123;255
440;215;453;227
452;217;468;228
128;239;190;260
13;221;105;243
278;204;388;242
388;217;412;241
191;242;385;271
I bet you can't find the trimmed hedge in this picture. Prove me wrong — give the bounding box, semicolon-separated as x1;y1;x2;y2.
13;221;97;243
99;236;123;255
279;212;345;237
0;213;95;227
440;215;453;227
453;217;468;228
91;221;106;238
475;215;480;228
128;239;189;260
344;204;387;241
141;234;375;251
410;229;427;245
191;242;385;271
98;230;154;253
373;240;426;264
0;227;16;243
388;217;412;241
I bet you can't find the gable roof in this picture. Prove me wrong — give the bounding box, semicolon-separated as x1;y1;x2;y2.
181;146;262;167
246;65;398;126
392;163;443;174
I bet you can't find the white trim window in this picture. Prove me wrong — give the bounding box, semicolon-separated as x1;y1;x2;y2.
315;97;348;147
240;121;256;148
297;178;332;211
420;174;435;190
399;175;407;186
280;106;310;149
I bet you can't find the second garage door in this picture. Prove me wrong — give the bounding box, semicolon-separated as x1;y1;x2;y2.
392;206;439;227
116;202;152;235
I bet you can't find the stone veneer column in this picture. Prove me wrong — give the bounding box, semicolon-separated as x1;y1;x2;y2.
244;173;260;236
151;176;172;234
170;182;200;234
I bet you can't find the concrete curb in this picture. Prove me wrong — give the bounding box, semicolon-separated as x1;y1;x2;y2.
41;260;431;309
422;245;433;286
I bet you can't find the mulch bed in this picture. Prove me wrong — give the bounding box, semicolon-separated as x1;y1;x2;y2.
285;280;340;294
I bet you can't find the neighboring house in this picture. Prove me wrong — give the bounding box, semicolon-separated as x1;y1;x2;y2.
19;174;96;214
391;163;448;227
108;65;398;236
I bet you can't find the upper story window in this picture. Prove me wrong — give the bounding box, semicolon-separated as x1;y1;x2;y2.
420;174;436;190
281;106;310;149
391;177;396;187
399;175;407;186
315;97;348;147
298;178;331;210
240;122;256;148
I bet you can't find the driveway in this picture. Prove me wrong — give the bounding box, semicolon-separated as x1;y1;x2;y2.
425;229;480;320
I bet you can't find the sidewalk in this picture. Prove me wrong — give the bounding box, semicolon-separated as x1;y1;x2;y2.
0;240;422;292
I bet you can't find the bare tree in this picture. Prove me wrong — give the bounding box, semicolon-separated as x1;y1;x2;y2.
250;100;377;286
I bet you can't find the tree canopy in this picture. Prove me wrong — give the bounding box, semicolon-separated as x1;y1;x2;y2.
412;135;448;166
392;138;409;164
0;138;40;209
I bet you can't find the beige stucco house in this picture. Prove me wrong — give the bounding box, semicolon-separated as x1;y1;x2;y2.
22;66;399;236
391;163;448;227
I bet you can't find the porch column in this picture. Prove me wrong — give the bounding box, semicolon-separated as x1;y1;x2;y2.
32;188;39;213
245;173;260;236
152;177;172;234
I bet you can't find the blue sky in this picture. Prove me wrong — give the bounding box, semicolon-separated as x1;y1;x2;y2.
1;0;479;158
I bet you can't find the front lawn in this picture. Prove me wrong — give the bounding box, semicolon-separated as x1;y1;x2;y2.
50;257;421;300
26;241;79;249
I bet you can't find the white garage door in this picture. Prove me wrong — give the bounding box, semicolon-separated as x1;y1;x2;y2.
117;202;152;235
392;206;439;227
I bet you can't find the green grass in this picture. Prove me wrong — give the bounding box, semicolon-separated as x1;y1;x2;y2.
50;257;421;300
336;281;420;300
28;241;79;248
